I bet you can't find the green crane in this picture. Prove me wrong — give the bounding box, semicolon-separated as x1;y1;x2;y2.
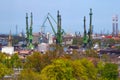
26;13;29;45
26;12;34;49
88;8;93;49
83;16;88;48
83;8;93;49
42;11;64;46
56;11;63;45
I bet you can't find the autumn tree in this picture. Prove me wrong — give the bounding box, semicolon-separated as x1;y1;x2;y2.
10;53;22;68
41;58;100;80
101;63;118;80
40;59;75;80
0;52;7;64
18;69;41;80
24;51;43;72
0;63;13;79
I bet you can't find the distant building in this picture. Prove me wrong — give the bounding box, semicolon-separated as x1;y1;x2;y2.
32;32;48;44
47;32;54;44
112;15;119;37
1;30;14;55
37;43;49;54
2;46;14;55
62;33;74;45
18;50;32;59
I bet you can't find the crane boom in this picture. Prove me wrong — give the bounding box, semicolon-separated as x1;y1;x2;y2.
47;17;57;35
41;11;64;45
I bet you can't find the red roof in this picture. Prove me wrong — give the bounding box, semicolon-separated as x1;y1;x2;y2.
105;35;112;38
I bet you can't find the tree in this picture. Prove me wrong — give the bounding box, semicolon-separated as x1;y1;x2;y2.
40;59;75;80
101;63;118;80
41;58;102;80
0;52;7;64
72;37;83;45
0;63;13;79
97;61;119;80
24;52;43;72
18;69;41;80
85;49;98;58
72;60;88;80
24;49;64;72
10;53;22;68
80;58;98;80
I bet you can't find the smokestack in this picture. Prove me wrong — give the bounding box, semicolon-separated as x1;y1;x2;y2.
112;16;115;36
116;15;118;37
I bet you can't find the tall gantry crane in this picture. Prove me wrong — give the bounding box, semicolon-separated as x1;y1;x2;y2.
83;8;93;49
26;13;29;45
88;8;93;49
83;16;88;48
42;11;64;45
26;12;34;49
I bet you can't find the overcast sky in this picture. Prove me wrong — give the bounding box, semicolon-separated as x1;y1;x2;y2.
0;0;120;34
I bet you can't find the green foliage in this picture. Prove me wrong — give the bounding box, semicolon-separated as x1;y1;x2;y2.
41;58;101;80
0;52;7;64
72;37;83;45
41;59;75;80
23;50;119;80
80;58;98;80
24;46;67;72
101;54;110;62
97;62;119;80
72;60;88;80
85;49;98;58
101;63;118;80
18;69;41;80
0;63;13;79
10;53;22;68
72;38;77;45
24;52;43;72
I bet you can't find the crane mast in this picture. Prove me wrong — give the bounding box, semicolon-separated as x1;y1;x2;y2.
42;11;64;46
83;16;88;48
82;8;93;49
26;12;34;49
88;8;93;49
57;11;62;45
26;13;29;45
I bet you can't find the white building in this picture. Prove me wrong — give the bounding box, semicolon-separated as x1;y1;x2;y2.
2;46;14;55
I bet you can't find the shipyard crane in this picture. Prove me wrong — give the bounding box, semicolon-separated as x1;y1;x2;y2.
88;8;93;49
83;16;88;48
42;11;64;45
83;8;93;49
26;12;34;49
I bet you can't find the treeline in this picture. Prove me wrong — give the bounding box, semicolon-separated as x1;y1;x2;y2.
0;48;119;80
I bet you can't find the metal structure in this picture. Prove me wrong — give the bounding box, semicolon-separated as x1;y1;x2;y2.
83;8;93;49
26;12;34;49
87;8;93;49
116;15;119;36
42;11;64;45
8;30;12;47
112;15;119;37
26;13;29;45
83;16;88;48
